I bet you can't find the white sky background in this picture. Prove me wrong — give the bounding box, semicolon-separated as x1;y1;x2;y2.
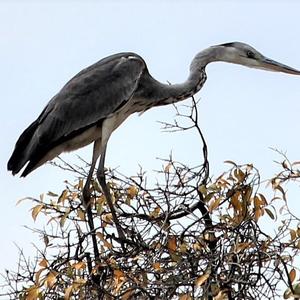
1;0;300;287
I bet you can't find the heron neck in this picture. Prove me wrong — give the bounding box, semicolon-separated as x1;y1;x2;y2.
150;47;218;104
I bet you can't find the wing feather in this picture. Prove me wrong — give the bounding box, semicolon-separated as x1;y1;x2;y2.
8;53;146;175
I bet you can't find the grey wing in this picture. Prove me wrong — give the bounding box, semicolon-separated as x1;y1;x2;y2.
39;53;146;143
8;53;146;176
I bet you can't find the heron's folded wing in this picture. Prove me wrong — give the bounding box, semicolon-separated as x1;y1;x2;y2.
37;53;146;144
8;53;146;175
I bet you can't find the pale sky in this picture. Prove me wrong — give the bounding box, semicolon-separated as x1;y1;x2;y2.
1;1;300;284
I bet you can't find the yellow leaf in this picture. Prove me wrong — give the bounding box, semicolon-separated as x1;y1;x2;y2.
127;185;138;199
289;268;296;283
72;261;86;270
58;189;68;204
45;271;57;288
39;258;48;268
208;197;222;212
31;204;44;221
64;285;73;300
167;236;177;252
26;286;40;300
77;208;85;221
195;272;210;287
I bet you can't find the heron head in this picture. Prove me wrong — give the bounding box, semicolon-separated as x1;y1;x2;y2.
215;42;300;75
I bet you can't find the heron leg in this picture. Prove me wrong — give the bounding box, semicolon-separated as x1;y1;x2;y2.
82;139;102;207
96;144;125;242
81;139;102;264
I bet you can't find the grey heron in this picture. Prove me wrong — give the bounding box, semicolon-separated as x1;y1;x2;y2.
7;42;300;211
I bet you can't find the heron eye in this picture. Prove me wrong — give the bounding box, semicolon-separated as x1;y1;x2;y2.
247;50;255;59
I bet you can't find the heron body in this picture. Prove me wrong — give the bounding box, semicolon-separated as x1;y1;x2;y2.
7;42;300;178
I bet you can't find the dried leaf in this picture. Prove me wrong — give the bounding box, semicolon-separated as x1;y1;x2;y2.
43;235;49;247
60;208;71;227
195;272;210;287
208;197;222;212
234;168;245;182
45;271;57;288
235;242;251;253
39;258;48;268
64;285;73;300
25;286;40;300
290;229;297;241
58;189;68;204
127;185;138;199
31;204;44;221
102;213;113;224
289;268;296;283
72;261;86;270
122;289;134;300
152;262;161;271
255;208;264;221
149;207;161;218
77;208;85;221
179;293;192;300
167;236;177;252
164;163;172;173
198;184;207;195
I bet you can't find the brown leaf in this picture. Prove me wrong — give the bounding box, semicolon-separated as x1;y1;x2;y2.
167;236;177;252
77;208;85;221
290;229;297;241
152;262;161;271
64;285;73;300
179;293;192;300
208;197;222;212
60;208;71;227
164;163;172;173
45;271;57;288
289;268;296;283
127;185;138;199
195;272;210;287
25;286;40;300
122;288;134;300
58;189;68;204
39;258;48;268
72;261;86;270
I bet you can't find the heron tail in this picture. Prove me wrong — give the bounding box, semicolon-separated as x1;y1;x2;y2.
7;120;39;176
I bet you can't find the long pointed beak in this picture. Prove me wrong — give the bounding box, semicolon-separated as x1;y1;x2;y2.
259;57;300;75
